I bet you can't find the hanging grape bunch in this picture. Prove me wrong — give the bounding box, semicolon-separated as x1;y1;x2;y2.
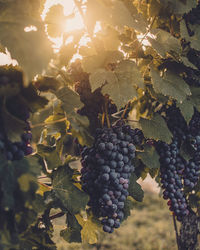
156;106;200;221
0;67;33;161
80;121;143;233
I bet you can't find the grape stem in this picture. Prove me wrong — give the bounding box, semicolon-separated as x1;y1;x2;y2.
173;214;180;250
121;103;129;119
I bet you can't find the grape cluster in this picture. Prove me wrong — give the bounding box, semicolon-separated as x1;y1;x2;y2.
155;106;200;221
183;109;200;188
0;100;32;161
81;123;140;233
165;105;188;144
156;140;189;221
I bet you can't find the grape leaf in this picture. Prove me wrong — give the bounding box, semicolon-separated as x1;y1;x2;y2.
181;56;198;70
150;66;191;102
97;27;120;51
139;113;172;143
161;0;196;15
21;84;49;112
180;20;200;51
37;144;62;170
128;173;144;202
52;165;89;214
177;99;194;124
123;196;135;220
75;214;100;244
60;213;82;243
85;0;110;35
99;60;143;108
34;76;60;92
137;144;160;169
109;0;146;33
45;4;66;38
189;87;200;112
82;50;124;74
54;86;83;115
68;112;94;147
89;68;118;92
148;29;181;57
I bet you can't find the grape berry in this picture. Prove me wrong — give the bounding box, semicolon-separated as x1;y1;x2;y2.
0;100;32;161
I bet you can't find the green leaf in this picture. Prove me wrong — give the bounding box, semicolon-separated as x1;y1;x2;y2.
181;56;198;70
180;20;200;51
115;60;144;89
123;196;135;221
60;227;82;243
128;173;144;202
54;86;83;115
34;76;61;92
60;213;82;243
189;87;200;112
85;0;110;35
82;50;124;74
45;4;66;38
0;154;42;248
162;0;196;15
140;113;172;143
37;144;62;170
89;68;118;92
21;84;48;112
177;99;194;124
100;60;143;108
108;0;146;33
82;54;106;73
150;67;191;102
148;29;181;57
137;144;160;169
97;27;120;51
69;112;94;147
52;165;89;214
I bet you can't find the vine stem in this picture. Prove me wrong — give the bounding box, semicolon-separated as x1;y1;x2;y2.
39;212;65;222
121;103;129;119
31;117;67;128
173;214;180;250
105;98;111;128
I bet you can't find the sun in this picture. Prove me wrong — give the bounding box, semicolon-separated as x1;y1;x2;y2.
43;0;85;33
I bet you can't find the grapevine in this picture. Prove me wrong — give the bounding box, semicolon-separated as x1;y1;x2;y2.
0;0;200;249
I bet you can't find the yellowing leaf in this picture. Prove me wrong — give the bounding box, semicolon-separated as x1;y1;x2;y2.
36;182;51;196
75;214;100;244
